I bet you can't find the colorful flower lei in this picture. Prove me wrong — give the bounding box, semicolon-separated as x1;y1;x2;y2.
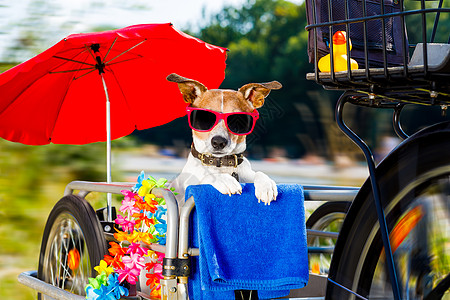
85;172;175;299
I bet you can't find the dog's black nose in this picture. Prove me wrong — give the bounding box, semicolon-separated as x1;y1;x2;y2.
211;136;228;150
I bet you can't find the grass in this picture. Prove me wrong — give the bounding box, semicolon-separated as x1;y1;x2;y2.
0;182;125;299
0;140;115;299
0;183;61;299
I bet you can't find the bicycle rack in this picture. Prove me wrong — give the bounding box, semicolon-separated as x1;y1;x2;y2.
336;93;402;299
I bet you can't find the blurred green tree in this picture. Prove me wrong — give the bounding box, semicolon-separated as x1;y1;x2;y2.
137;0;345;159
405;0;450;44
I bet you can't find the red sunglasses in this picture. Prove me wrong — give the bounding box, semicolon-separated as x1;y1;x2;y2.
186;106;259;135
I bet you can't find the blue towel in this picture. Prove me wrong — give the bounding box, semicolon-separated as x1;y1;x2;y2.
186;183;308;300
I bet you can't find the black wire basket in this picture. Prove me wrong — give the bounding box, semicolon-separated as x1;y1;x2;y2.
305;0;450;106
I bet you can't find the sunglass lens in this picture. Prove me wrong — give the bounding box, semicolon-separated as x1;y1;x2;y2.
227;114;254;134
189;110;216;131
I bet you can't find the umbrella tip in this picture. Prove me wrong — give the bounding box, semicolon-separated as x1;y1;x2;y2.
91;44;100;52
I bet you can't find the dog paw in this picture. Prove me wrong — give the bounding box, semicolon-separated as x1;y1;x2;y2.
254;171;278;205
204;173;242;196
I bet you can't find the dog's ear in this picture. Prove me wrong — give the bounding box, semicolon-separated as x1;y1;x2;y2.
167;73;207;104
238;81;282;108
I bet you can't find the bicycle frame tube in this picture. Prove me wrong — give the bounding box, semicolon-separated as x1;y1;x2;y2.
335;92;402;300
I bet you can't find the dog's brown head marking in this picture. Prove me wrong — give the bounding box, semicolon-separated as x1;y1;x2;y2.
166;73;207;104
167;73;282;156
238;81;282;108
166;73;282;110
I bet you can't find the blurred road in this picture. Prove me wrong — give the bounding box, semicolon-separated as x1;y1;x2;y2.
117;154;369;187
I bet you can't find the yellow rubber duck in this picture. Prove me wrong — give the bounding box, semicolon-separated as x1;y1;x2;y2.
318;31;359;72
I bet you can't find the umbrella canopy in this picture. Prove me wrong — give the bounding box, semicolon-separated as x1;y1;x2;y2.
0;23;227;145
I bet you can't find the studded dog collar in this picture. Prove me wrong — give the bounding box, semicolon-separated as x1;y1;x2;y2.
191;145;244;168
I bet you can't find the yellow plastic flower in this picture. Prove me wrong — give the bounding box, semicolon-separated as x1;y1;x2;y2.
94;259;114;276
138;179;156;197
146;250;156;258
145;193;156;200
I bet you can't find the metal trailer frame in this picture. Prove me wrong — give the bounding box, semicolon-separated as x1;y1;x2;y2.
19;180;358;300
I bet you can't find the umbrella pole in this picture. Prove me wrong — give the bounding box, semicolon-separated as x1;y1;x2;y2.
101;74;113;222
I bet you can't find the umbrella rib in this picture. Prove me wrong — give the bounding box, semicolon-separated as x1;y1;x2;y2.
103;37;118;63
0;54;91;118
53;56;95;67
49;67;95;74
0;53;92;117
0;76;48;117
47;48;90;74
85;44;97;62
73;68;97;80
104;39;146;65
107;56;143;66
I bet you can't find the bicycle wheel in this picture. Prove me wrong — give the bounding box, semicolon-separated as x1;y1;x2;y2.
37;195;107;299
327;122;450;299
306;201;350;275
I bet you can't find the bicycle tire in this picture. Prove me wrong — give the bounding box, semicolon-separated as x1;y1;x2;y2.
306;201;351;231
326;122;450;299
307;201;350;275
37;194;107;299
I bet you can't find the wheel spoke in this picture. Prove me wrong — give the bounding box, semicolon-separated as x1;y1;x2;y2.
57;225;64;289
44;214;90;295
49;241;57;286
38;195;107;299
68;224;78;293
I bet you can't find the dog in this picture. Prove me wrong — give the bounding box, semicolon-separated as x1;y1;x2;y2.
167;73;282;207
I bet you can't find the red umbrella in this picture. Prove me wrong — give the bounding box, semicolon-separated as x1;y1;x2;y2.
0;23;227;219
0;23;226;145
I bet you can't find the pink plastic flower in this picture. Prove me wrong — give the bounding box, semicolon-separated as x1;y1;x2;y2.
119;198;139;216
115;215;136;232
122;253;145;270
117;266;140;285
156;251;165;261
127;243;149;256
153;262;163;273
121;190;136;201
